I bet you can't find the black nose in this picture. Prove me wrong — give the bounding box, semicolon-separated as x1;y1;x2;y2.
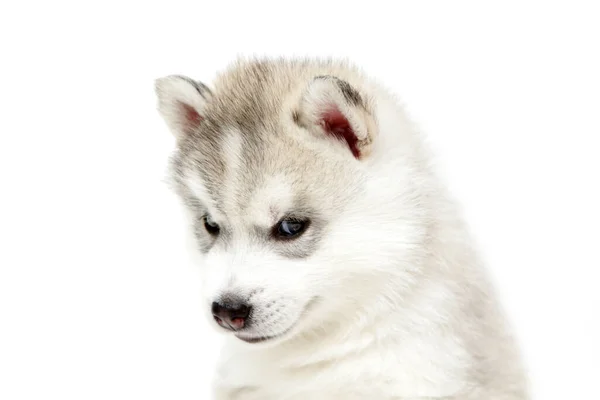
211;301;251;331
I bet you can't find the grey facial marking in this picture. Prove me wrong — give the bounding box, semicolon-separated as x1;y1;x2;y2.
192;219;215;254
269;205;326;259
172;183;232;254
194;213;236;254
171;136;226;214
245;217;322;260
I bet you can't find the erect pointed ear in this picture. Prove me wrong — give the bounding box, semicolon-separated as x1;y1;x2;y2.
154;75;212;139
295;75;377;159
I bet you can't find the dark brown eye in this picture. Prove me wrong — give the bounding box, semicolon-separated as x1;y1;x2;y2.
203;215;220;235
275;218;309;239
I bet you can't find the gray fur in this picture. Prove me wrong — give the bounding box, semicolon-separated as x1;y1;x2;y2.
167;59;370;256
315;75;363;106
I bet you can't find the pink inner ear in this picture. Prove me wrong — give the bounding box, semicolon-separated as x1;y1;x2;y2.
321;107;360;158
181;102;203;127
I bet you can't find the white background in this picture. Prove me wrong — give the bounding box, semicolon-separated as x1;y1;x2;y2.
1;1;599;399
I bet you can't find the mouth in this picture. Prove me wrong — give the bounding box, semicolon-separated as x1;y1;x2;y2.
235;333;280;344
234;316;298;344
234;297;317;344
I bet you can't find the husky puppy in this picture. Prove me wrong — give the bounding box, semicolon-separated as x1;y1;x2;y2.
154;58;528;399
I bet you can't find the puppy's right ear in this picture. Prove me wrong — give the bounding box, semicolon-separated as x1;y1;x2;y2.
154;75;212;139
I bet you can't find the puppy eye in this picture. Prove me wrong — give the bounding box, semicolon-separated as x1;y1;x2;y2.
274;218;309;239
203;214;220;235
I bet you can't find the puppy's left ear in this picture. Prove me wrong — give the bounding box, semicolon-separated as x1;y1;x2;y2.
155;75;212;140
295;76;377;159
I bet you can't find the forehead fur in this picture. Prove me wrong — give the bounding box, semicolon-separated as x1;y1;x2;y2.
206;57;367;132
170;58;368;215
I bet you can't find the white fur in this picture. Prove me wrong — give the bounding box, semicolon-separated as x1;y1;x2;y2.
155;60;528;399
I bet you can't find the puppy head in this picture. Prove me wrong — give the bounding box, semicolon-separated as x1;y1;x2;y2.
155;59;429;345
